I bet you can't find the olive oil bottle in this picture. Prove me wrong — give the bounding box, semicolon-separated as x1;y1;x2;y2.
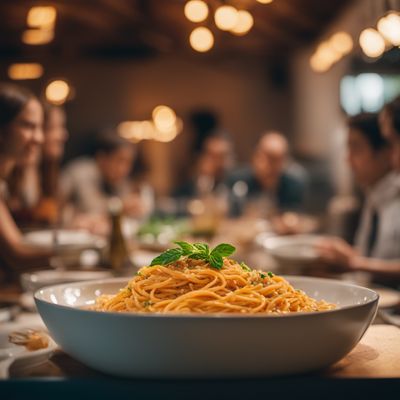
108;197;130;272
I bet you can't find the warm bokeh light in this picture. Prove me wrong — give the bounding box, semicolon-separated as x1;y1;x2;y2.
118;121;154;142
310;53;331;73
45;80;70;105
214;5;238;31
231;10;254;35
359;28;386;58
8;63;43;80
22;28;54;45
256;0;273;4
189;27;214;52
330;31;353;55
184;0;209;23
118;118;182;143
152;105;177;133
377;12;400;46
27;6;57;29
154;118;183;143
318;42;340;65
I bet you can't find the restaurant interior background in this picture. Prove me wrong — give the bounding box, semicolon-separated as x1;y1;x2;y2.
1;0;400;388
0;0;399;215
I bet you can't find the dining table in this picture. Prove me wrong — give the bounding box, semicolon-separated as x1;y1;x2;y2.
1;284;400;400
1;217;400;399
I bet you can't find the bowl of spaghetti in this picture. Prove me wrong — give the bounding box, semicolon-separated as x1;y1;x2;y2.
34;242;378;378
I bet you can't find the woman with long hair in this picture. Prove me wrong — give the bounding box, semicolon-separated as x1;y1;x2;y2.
0;83;53;282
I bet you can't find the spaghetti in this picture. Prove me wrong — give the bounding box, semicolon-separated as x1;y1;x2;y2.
94;258;336;314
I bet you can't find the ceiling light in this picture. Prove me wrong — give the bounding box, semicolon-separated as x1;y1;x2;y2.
231;10;254;35
330;32;353;55
8;63;43;80
184;0;209;23
45;80;70;105
377;12;400;46
152;105;177;133
189;27;214;52
214;5;238;31
22;28;54;45
27;6;57;29
359;28;386;58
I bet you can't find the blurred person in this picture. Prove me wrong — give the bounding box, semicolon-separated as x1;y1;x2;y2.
34;104;69;224
0;83;53;281
173;134;234;198
318;113;400;280
380;96;400;170
61;132;150;234
228;131;307;218
7;104;69;227
6;141;41;225
171;134;234;235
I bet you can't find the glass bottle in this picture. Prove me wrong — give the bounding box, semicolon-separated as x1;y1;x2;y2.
108;197;130;272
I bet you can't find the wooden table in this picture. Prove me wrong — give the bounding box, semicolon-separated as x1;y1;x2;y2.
1;324;400;400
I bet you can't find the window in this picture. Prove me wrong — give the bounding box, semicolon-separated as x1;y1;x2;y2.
340;73;400;115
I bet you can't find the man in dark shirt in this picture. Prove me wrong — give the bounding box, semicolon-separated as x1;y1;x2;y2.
228;131;307;217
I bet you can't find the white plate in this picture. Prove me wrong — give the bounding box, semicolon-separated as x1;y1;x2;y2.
21;269;113;293
374;287;400;309
258;234;320;264
0;322;57;379
379;308;400;327
24;229;106;253
35;276;378;378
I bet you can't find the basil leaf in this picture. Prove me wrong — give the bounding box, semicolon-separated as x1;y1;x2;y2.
209;253;223;269
211;243;236;258
188;253;206;260
267;271;274;278
174;241;194;255
193;243;210;255
150;248;183;266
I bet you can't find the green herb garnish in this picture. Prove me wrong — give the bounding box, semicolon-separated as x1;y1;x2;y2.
259;273;266;279
240;262;251;272
267;272;274;278
150;241;236;270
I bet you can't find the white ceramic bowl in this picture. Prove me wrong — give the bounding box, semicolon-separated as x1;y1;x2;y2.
34;276;378;378
21;269;113;293
258;234;321;264
24;229;106;253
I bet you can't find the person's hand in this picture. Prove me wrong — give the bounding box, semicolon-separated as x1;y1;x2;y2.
70;213;110;236
122;194;146;217
315;237;359;270
271;212;301;235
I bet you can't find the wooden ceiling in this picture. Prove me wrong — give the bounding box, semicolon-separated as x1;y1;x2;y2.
0;0;352;61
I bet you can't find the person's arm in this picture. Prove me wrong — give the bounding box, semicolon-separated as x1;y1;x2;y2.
350;256;400;278
316;237;400;278
0;199;52;269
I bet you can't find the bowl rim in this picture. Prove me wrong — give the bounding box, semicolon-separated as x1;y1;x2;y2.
21;269;112;282
34;275;379;320
24;228;106;250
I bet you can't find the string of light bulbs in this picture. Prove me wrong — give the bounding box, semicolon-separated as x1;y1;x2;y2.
185;0;273;52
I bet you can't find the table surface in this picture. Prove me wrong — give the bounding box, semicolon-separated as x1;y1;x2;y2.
1;324;400;400
2;221;400;398
1;296;400;400
4;324;397;379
